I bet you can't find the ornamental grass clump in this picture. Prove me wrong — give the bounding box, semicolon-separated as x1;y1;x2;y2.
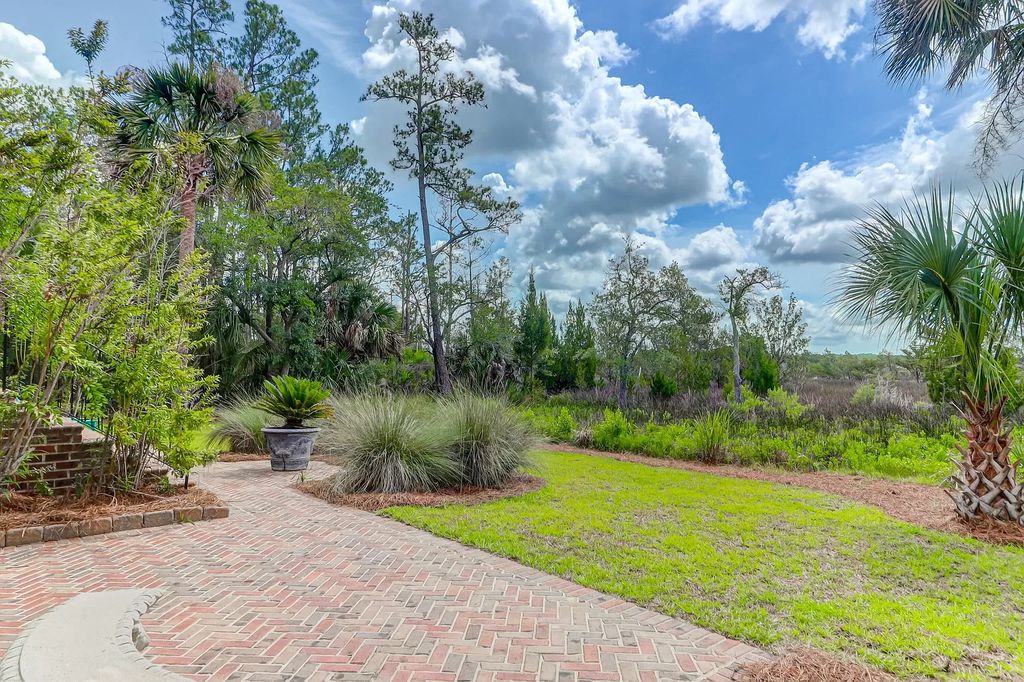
694;410;733;464
443;392;538;488
323;395;460;494
323;393;537;494
208;394;270;453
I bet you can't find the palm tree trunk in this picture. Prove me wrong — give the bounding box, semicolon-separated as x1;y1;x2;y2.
949;394;1024;525
178;172;200;265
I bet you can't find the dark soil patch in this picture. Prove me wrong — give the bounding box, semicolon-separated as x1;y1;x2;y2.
218;451;267;462
544;444;1024;547
297;473;546;512
0;484;220;531
737;648;898;681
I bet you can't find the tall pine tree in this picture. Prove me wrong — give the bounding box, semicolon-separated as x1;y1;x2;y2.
555;300;597;390
515;269;554;382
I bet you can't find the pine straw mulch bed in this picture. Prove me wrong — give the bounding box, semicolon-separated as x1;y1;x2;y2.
297;473;546;512
218;451;268;462
736;648;898;682
0;484;221;531
543;444;1024;547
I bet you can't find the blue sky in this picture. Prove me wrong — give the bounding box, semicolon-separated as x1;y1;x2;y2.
1;0;1011;352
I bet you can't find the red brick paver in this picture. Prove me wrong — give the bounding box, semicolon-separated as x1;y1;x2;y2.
0;461;764;681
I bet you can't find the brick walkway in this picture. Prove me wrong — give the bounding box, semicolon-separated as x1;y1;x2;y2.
0;461;764;681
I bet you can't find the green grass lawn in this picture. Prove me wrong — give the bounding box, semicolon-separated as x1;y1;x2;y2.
384;451;1024;680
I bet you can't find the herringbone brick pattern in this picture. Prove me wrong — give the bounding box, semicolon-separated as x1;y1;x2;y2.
0;461;765;681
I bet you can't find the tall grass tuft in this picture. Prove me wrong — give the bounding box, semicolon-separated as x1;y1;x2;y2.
208;395;271;453
443;392;538;488
693;410;733;464
323;395;460;493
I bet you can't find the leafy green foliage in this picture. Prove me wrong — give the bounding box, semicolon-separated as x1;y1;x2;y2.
387;451;1024;680
874;0;1024;169
590;236;716;408
226;0;325;161
551;300;598;391
839;183;1024;406
515;270;555;380
525;400;960;483
255;376;332;428
161;0;234;68
0;77;216;489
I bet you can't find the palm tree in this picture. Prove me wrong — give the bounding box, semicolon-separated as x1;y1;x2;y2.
323;282;404;362
839;181;1024;525
105;63;282;264
874;0;1024;169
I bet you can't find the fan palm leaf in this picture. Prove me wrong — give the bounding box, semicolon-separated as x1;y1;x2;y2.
839;181;1024;524
104;63;282;263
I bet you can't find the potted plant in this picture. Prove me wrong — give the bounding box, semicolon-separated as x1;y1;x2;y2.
255;376;332;471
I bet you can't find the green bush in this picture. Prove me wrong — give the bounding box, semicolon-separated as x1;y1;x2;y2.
324;395;459;493
550;408;577;442
765;388;807;422
443;393;537;487
208;395;270;453
693;410;733;463
650;372;678;401
592;409;635;451
851;382;876;406
255;376;333;428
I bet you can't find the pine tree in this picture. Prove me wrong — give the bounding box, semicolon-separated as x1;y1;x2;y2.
556;300;597;390
161;0;233;69
515;270;554;381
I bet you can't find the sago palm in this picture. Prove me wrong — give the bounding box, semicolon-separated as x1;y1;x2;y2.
874;0;1024;169
105;63;281;263
839;181;1024;524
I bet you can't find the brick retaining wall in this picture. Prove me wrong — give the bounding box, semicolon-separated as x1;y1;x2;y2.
7;422;108;495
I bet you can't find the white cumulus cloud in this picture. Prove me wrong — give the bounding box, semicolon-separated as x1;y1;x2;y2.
753;92;1018;263
0;23;77;87
655;0;867;59
352;0;739;307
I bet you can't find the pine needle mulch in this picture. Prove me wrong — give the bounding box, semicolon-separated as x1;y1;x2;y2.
0;484;220;531
218;451;268;462
737;648;899;682
297;473;545;512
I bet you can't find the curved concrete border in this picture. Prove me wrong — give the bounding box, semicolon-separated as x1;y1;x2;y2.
0;590;186;682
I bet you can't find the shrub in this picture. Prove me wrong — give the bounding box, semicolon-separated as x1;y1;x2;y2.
208;395;270;453
255;376;333;428
764;388;807;423
650;372;678;402
550;408;577;442
693;410;733;464
443;393;538;488
851;382;876;406
592;409;635;451
323;395;459;493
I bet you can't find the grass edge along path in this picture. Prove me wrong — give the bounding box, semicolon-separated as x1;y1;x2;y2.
384;450;1024;681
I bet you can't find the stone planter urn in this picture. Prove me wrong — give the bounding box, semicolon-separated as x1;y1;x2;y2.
262;427;320;471
255;375;332;473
